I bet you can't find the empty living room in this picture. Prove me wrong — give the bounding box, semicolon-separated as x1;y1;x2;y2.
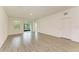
0;6;79;52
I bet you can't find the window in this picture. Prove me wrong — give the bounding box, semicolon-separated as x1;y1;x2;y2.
14;20;20;31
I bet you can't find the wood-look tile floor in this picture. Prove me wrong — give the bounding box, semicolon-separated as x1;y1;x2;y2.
0;31;79;52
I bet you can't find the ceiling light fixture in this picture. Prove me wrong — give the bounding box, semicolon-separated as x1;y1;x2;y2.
29;13;32;16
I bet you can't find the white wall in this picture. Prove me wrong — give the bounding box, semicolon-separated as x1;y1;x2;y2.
32;20;38;32
38;7;79;42
0;7;8;48
69;7;79;42
8;18;24;35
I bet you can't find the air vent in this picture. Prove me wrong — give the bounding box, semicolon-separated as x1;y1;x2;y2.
64;12;68;15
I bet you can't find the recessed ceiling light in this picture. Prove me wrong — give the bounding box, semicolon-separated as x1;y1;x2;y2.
29;13;32;16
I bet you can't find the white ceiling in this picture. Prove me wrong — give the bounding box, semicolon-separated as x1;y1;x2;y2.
3;6;73;20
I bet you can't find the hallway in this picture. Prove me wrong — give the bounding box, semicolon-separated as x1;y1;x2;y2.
0;31;79;52
1;6;79;52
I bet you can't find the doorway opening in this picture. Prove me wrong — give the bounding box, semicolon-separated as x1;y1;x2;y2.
24;20;32;32
24;23;30;31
